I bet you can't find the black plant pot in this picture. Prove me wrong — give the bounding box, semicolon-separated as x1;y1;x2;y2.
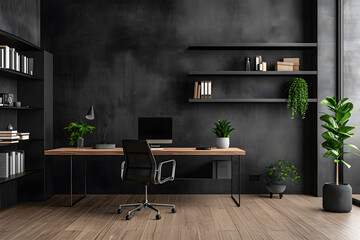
323;183;352;213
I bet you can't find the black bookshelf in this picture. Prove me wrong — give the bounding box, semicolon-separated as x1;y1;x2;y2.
188;71;317;76
188;43;318;50
0;29;53;209
189;98;318;103
0;68;42;81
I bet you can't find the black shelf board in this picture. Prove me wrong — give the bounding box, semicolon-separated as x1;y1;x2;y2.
189;98;318;103
0;29;42;51
0;106;43;110
188;43;318;49
176;178;231;181
0;68;42;81
0;170;41;184
188;71;318;76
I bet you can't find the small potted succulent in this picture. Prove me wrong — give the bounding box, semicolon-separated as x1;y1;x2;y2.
264;159;300;199
64;121;95;147
212;120;234;149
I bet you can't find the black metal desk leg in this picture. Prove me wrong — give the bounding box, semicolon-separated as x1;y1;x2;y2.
231;155;241;207
69;155;86;207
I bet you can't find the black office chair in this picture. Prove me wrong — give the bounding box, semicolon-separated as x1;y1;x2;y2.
118;140;176;220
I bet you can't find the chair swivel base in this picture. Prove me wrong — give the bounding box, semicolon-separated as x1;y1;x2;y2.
117;202;176;220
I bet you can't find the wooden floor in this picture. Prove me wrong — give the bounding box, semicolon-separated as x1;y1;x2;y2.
1;194;360;240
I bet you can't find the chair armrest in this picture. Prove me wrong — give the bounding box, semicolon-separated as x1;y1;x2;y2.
157;159;176;184
121;161;125;180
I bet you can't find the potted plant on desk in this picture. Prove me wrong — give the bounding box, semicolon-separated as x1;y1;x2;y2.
264;159;300;199
64;121;95;147
212;120;234;149
320;96;360;212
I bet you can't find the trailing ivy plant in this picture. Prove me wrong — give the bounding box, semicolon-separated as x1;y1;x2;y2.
320;96;360;185
64;121;95;146
287;77;308;119
264;159;300;186
212;120;235;138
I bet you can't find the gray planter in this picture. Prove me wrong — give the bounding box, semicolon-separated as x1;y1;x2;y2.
323;183;352;213
266;184;286;199
77;138;84;148
216;137;230;149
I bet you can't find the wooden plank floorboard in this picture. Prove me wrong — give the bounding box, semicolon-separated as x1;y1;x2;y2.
1;194;360;240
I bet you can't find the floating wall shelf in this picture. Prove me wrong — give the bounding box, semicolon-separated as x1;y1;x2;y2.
188;43;318;50
189;98;318;103
0;106;44;110
0;29;42;51
0;68;42;81
188;71;317;76
0;170;41;184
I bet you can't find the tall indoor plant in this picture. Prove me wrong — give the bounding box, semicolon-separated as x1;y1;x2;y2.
320;96;360;212
287;77;308;119
64;121;95;147
212;120;234;149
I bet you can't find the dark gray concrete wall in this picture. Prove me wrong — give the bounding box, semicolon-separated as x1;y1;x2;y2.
317;0;337;196
0;0;40;46
42;0;318;194
344;0;360;193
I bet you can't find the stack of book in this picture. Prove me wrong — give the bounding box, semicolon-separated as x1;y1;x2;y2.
0;45;34;75
0;130;19;144
193;81;212;99
275;58;300;71
0;151;25;178
18;132;30;140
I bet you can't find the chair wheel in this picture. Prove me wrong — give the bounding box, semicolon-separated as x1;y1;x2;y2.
156;214;161;220
171;208;176;213
117;209;122;214
126;215;131;220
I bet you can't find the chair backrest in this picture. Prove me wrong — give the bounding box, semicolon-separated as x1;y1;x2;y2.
122;139;156;184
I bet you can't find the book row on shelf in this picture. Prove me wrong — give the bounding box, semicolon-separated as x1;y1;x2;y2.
0;45;34;75
193;81;212;99
0;130;30;144
0;150;25;178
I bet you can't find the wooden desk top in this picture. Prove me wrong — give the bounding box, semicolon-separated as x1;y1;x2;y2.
45;147;246;156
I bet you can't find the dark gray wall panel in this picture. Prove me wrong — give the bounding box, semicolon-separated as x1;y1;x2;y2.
317;0;337;196
0;0;40;46
344;0;360;193
42;0;317;194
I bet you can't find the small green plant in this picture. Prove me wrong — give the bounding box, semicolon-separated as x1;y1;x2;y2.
320;96;360;185
287;77;308;119
212;120;235;138
264;159;300;186
64;121;95;146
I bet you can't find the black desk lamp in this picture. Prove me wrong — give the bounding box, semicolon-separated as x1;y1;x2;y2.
86;105;116;149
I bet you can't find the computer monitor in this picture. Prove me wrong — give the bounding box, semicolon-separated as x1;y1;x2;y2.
138;117;172;147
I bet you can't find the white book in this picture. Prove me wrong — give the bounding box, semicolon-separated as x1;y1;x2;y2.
0;49;3;68
204;81;208;96
0;152;9;178
201;81;204;98
9;48;15;70
16;52;20;71
209;81;212;95
20;151;25;173
16;152;21;173
0;45;10;68
25;57;28;74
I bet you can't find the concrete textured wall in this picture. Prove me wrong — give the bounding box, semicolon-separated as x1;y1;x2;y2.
42;0;319;194
0;0;40;46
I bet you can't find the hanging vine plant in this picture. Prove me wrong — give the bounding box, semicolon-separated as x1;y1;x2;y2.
287;77;309;119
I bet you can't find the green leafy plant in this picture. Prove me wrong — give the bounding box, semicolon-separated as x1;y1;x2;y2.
287;77;309;119
320;96;360;185
64;121;95;146
264;159;300;186
212;120;234;138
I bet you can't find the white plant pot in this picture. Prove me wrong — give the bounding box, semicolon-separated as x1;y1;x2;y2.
216;137;230;149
